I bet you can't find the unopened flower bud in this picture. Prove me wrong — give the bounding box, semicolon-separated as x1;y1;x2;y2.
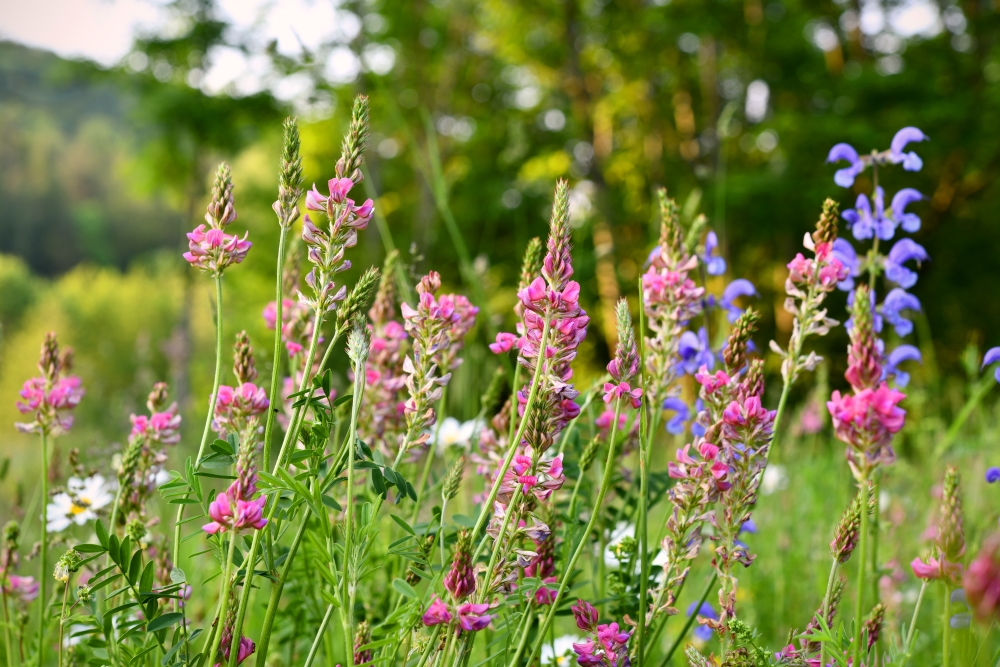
864;603;886;651
846;285;881;390
937;465;965;563
54;549;82;582
724;309;760;374
346;316;372;369
480;366;507;414
206;162;237;228
39;332;61;380
518;237;544;291
77;585;93;603
233;331;258;385
3;521;20;551
579;436;601;473
444;530;476;600
831;484;874;563
542;180;573;292
146;382;169;413
812;198;840;245
417;271;441;296
275;116;303;228
443;455;466;502
336;95;370;182
338;267;381;330
656;187;682;259
354;620;372;666
369;250;400;323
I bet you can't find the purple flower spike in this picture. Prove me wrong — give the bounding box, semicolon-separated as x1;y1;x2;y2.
982;347;1000;383
881;288;921;337
678;328;715;375
827;142;865;188
720;279;758;322
831;238;861;291
891;188;925;233
884;345;922;387
687;601;718;641
702;231;727;276
986;467;1000;484
661;397;690;435
885;238;929;289
889;127;928;172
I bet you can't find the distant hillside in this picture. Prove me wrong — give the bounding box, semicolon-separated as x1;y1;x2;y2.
0;41;181;275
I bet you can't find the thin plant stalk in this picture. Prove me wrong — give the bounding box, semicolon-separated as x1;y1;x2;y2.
658;572;717;667
253;512;310;663
206;534;239;667
173;275;226;568
37;431;49;667
852;471;870;667
262;226;289;471
412;626;442;667
2;584;14;667
942;582;951;667
636;285;650;661
933;377;994;461
341;351;367;667
411;387;449;526
520;398;625;667
303;603;335;667
57;581;68;667
819;557;839;666
902;580;929;665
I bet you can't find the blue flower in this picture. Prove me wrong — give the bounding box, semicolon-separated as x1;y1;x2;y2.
885;238;929;289
889;127;928;172
690;399;706;438
881;288;921;337
890;188;925;233
843;188;895;241
662;397;690;435
687;601;718;641
883;344;922;387
981;347;1000;383
678;328;715;375
827;143;865;188
720;279;758;323
831;238;861;291
986;467;1000;484
740;519;757;534
702;231;726;276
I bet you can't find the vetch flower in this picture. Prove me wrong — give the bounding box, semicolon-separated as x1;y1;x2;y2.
46;475;114;533
489;332;518;354
701;230;726;276
885;238;928;289
456;602;492;632
603;382;642;409
911;556;962;581
964;535;1000;619
571;599;599;632
888;126;928;171
881;288;921;337
422;595;453;626
213;383;269;435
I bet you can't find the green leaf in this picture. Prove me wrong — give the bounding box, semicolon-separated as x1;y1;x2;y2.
169;568;186;584
210;439;235;456
389;514;416;536
108;535;120;563
106;602;138;616
146;613;184;633
331;393;353;409
405;480;417;502
95;521;109;549
168;497;202;505
392;578;418;599
128;549;142;583
139;561;154;593
194;471;236;480
321;495;342;511
75;543;106;554
371;467;386;496
129;645;157;665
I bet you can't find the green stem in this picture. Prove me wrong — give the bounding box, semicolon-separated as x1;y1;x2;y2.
206;534;239;667
37;431;49;667
57;581;68;667
658;572;717;667
942;582;951;667
173;275;225;569
872;479;880;604
253;512;309;665
852;472;870;667
819;558;839;666
411;387;449;526
263;225;289;472
560;468;586;568
511;608;534;667
902;580;928;665
933;378;994;461
636;295;650;662
303;604;335;667
341;350;367;667
2;585;14;667
412;626;442;667
521;399;624;667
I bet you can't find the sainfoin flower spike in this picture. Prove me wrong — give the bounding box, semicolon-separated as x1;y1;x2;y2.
184;163;252;274
912;465;965;581
16;332;84;436
203;425;267;535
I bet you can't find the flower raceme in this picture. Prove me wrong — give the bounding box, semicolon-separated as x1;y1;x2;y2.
568;600;632;667
184;163;252;275
421;595;492;634
212;383;269;435
203;482;267;536
16;333;84;436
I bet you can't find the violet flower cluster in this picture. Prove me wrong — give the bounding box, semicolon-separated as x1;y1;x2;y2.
183;163;251;274
15;333;84;436
422;531;493;634
570;599;632;667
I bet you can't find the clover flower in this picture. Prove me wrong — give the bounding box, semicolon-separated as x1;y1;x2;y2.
16;333;84;436
184;163;252;275
47;475;114;533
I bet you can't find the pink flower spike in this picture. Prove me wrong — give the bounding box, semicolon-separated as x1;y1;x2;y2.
489;332;518;354
422;596;452;626
457;602;492;632
328;177;354;203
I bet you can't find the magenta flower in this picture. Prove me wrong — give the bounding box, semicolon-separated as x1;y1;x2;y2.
595;409;626;433
213;383;269;435
183;225;252;274
130;403;182;445
203;481;268;535
4;575;40;603
456;602;491;632
16;335;84;436
827;384;906;451
911;556;962;582
602;381;642;409
216;636;255;667
964;536;1000;620
721;395;776;444
489;332;518;354
572;599;599;632
422;595;453;626
694;366;731;395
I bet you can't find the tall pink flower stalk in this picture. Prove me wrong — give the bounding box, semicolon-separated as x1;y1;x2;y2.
16;333;83;436
183;163;251;274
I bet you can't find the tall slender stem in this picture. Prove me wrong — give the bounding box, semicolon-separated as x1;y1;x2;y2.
341;349;367;667
411;387;449;526
819;557;839;666
902;580;928;665
254;512;309;664
852;472;870;667
520;398;624;667
37;431;49;667
303;604;335;667
57;581;68;667
2;585;14;667
173;275;225;568
206;534;239;667
263;226;290;471
636;288;650;662
942;582;951;667
658;572;717;667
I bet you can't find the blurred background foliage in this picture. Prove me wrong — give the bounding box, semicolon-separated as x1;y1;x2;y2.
1;0;1000;652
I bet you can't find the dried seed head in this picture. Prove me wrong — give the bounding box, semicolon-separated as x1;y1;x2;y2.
346;315;372;369
338;266;381;330
724;308;760;374
518;237;545;291
206;162;237;228
442;455;466;502
337;95;370;183
147;382;170;413
233;331;257;385
937;465;965;562
813;198;840;245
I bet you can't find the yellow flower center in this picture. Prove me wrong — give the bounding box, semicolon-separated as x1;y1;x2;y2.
69;499;90;515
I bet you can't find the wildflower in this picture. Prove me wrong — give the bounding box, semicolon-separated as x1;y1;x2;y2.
595;409;626;433
262;298;316;357
843;188;894;241
987;468;1000;484
827;386;905;462
983;348;1000;382
963;535;1000;619
701;230;726;275
130;402;181;445
572;599;599;632
881;288;921;337
353;621;372;666
216;635;255;667
831;486;872;564
3;575;39;603
431;418;481;454
827;143;866;188
572;622;631;666
489;332;518;354
883;345;922;387
888;126;928;170
47;475;114;533
719;279;758;323
203;431;268;535
444;530;476;601
457;602;492;632
844;286;882;391
184;163;252;274
890;188;925;233
540;635;582;666
213;383;269;435
53;549;82;583
831;238;861;291
422;595;453;626
273;117;303;228
661;397;690;435
677;328;714;375
827;126;927;188
687;601;718;641
16;333;84;436
911;556;963;581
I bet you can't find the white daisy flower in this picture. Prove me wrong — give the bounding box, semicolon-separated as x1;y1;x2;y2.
46;475;114;533
760;464;788;496
541;634;581;666
431;417;482;454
